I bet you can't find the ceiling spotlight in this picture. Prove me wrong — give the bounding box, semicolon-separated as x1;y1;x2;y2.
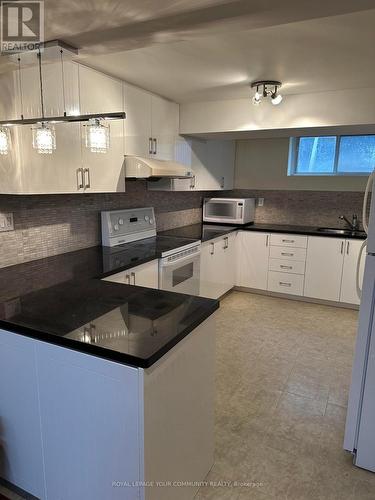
252;86;262;105
251;80;283;106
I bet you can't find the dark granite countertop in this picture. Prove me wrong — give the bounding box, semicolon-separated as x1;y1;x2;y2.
0;237;217;368
160;223;367;241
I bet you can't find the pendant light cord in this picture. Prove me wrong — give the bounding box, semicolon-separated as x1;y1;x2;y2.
17;57;24;120
60;49;67;116
37;50;45;119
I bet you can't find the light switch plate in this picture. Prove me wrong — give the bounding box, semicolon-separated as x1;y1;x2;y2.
0;212;14;232
258;198;264;207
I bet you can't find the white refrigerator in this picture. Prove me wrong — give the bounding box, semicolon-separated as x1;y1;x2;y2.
344;170;375;471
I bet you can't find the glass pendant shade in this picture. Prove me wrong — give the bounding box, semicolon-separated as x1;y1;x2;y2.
32;123;56;154
0;127;10;155
85;119;110;153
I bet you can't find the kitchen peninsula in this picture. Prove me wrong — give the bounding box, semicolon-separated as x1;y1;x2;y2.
0;246;218;500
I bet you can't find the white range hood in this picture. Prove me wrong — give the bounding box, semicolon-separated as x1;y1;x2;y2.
125;156;193;179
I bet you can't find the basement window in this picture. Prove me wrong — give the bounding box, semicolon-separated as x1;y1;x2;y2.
288;135;375;176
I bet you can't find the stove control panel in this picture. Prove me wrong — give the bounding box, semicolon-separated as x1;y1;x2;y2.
101;207;157;247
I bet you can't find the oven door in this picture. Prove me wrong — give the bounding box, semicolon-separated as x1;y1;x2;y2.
159;252;201;296
203;199;241;224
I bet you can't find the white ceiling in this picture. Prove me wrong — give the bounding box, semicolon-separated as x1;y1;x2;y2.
2;0;375;103
80;8;375;103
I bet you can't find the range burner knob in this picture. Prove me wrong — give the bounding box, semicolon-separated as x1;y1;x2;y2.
118;218;124;225
144;215;149;221
113;224;119;231
149;219;154;224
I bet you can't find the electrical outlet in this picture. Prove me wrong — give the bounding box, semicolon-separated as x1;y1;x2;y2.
258;198;264;207
0;212;14;232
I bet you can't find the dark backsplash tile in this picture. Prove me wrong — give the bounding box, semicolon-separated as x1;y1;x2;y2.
0;184;363;269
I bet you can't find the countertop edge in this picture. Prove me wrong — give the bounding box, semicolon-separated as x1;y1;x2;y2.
0;299;220;368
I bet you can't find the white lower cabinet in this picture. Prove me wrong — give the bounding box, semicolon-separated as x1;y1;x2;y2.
236;231;270;290
340;239;365;305
200;233;236;299
304;237;345;302
102;260;159;289
268;271;304;296
235;231;363;306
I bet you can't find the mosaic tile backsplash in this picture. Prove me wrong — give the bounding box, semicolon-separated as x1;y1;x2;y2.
0;183;364;269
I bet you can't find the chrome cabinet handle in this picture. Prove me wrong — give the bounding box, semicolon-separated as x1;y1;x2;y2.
125;274;130;284
347;241;350;255
76;168;84;190
149;137;153;155
281;252;293;257
190;175;196;189
131;272;136;285
223;237;228;249
84;167;91;189
153;138;157;155
220;176;225;189
266;235;269;247
279;281;292;287
280;265;292;270
210;242;214;255
282;239;295;243
340;241;344;254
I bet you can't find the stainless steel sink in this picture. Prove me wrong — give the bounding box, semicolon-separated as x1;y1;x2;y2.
317;227;366;237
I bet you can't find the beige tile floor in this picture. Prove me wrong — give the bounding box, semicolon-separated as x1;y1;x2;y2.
2;290;375;500
196;291;375;500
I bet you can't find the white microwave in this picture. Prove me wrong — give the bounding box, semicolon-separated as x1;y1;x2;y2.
203;198;255;225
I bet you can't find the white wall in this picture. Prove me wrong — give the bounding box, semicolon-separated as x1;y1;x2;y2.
234;138;367;191
180;88;375;135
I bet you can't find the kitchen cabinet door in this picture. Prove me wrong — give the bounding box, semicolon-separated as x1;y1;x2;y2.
304;236;345;302
18;122;83;194
103;260;159;289
130;260;159;289
0;69;19;121
79;65;123;114
151;95;179;161
18;61;80;119
123;82;152;158
340;239;365;305
206;140;235;190
80;119;125;193
236;231;270;290
222;232;236;292
200;240;222;299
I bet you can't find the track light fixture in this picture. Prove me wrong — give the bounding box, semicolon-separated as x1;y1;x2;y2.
250;80;283;106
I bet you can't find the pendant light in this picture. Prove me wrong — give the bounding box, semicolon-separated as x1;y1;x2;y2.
85;118;110;153
0;126;10;155
32;50;56;154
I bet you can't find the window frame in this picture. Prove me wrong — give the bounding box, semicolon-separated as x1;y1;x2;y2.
288;135;375;176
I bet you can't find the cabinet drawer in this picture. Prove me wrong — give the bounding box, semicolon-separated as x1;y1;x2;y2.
270;234;307;248
269;258;305;275
269;246;306;261
268;271;304;296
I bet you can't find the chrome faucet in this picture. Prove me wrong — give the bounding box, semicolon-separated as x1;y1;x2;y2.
339;214;359;231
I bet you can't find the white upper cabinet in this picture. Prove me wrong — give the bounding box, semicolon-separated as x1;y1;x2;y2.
78;65;123;114
151;95;179;160
340;239;365;305
206;140;235;190
123;83;152;158
17;61;80;119
78;65;125;193
170;137;235;191
18;122;83;195
123;82;178;161
0;69;19;121
304;236;345;302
